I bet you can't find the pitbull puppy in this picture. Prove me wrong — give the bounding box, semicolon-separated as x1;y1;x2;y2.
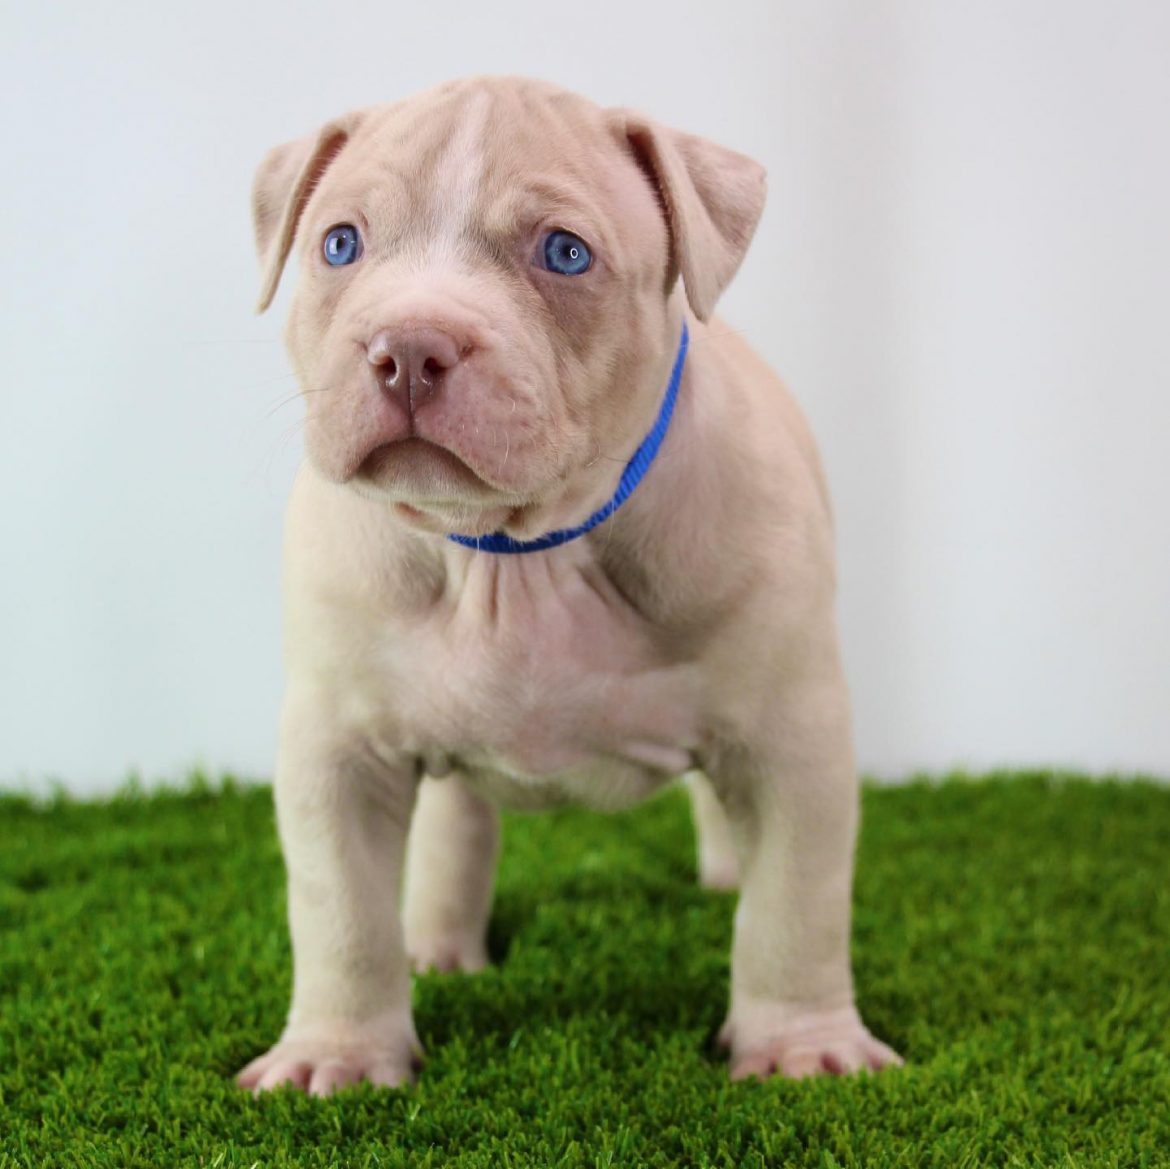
237;76;901;1096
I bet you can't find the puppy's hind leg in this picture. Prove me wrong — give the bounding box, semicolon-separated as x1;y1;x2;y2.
686;772;740;890
404;774;500;974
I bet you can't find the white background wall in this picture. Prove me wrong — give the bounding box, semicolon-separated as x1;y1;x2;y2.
2;1;1167;794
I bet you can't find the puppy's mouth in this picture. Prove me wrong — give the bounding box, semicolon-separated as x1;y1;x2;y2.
354;437;528;536
357;436;487;492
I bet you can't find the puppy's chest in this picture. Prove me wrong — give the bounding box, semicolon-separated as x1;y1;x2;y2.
373;558;705;805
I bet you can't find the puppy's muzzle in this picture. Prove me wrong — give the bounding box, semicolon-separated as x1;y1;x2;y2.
367;326;462;415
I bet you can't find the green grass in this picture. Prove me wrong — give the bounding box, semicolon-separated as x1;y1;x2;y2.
1;773;1168;1168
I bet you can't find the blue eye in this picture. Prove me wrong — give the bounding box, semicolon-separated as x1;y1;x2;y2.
323;224;361;266
542;230;592;275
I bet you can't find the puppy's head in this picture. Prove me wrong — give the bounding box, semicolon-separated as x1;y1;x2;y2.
253;77;765;537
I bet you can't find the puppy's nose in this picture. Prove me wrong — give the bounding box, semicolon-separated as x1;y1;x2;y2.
367;326;461;411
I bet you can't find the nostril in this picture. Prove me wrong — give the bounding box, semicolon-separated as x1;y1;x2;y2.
421;356;446;383
382;356;400;386
367;332;394;367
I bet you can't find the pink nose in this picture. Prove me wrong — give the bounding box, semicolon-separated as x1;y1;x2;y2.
367;326;461;412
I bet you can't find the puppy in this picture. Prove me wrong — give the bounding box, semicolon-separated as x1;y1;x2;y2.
237;76;901;1096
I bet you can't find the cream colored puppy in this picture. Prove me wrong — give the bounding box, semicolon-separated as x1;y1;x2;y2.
237;76;901;1096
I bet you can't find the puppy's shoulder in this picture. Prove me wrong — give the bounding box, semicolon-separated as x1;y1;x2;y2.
693;317;834;532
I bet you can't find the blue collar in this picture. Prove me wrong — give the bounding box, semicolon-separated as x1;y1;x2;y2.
447;322;689;554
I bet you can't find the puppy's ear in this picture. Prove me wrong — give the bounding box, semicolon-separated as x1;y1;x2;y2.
252;112;365;313
613;112;766;321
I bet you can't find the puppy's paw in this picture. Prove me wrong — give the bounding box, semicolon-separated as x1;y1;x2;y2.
719;1001;902;1081
236;1016;421;1096
697;855;740;891
407;932;488;974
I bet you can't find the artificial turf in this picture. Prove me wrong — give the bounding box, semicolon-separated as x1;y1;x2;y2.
0;772;1167;1168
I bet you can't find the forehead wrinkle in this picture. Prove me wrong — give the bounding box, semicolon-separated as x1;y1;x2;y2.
482;177;614;256
305;150;410;220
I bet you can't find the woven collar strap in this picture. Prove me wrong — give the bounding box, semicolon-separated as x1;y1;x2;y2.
447;322;689;554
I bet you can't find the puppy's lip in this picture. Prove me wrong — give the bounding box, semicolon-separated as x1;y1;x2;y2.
356;436;499;497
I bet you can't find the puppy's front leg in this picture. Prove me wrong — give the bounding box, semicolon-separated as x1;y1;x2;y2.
711;664;902;1080
237;691;421;1096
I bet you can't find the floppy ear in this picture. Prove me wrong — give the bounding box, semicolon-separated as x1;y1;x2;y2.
251;111;365;313
613;112;766;321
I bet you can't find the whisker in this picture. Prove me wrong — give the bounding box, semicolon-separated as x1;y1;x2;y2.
260;384;332;419
242;414;306;492
261;393;305;420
